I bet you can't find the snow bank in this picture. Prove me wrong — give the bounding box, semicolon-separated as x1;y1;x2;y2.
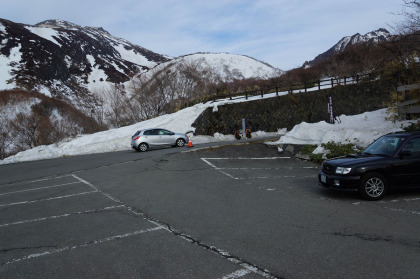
272;109;411;148
0;93;414;165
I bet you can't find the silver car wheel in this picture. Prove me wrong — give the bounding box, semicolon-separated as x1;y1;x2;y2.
176;139;185;147
138;143;148;152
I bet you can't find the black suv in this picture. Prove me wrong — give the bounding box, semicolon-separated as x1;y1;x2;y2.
318;131;420;200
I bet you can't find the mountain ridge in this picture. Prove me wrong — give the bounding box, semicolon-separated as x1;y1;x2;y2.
0;18;280;113
0;18;170;110
303;28;392;68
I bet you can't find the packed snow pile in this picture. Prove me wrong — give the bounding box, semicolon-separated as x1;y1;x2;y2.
270;109;411;148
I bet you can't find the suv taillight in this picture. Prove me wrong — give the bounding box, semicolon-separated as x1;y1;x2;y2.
133;136;140;141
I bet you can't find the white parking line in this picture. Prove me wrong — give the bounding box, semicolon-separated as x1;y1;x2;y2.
0;181;81;196
220;269;251;279
0;174;99;207
0;205;125;227
70;175;278;278
4;226;164;265
201;157;315;180
0;174;74;188
1;174;278;277
72;174;122;203
0;173;169;266
202;157;291;167
201;158;218;168
384;207;420;215
71;174;99;191
352;196;420;206
206;157;291;159
0;191;97;207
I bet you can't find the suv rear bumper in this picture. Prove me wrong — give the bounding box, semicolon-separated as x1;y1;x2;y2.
318;171;361;190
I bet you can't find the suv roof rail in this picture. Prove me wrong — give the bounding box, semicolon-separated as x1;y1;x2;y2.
386;130;420;136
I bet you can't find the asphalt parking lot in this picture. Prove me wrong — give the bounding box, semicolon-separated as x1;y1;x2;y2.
1;142;420;278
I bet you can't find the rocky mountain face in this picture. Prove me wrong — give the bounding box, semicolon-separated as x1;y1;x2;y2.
0;18;170;110
0;18;283;114
303;28;392;68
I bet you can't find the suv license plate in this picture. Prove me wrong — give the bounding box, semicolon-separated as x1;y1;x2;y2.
321;175;326;183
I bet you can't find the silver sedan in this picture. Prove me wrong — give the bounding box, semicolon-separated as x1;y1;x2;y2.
131;128;189;152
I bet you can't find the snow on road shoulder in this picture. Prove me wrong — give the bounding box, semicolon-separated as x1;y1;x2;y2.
0;102;210;164
1;100;280;165
271;109;412;148
0;98;414;165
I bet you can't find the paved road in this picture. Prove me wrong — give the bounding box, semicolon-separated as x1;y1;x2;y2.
1;141;420;278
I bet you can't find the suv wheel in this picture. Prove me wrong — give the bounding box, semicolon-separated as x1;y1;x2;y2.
359;172;387;200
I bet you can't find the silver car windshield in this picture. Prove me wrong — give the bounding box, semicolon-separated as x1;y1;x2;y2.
363;136;406;156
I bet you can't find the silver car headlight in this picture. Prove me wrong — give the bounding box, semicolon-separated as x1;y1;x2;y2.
335;167;351;174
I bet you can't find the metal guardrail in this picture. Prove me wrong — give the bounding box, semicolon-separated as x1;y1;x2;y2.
397;83;420;115
398;99;420;114
211;73;373;103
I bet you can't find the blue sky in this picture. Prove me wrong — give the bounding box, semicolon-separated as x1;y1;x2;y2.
0;0;404;70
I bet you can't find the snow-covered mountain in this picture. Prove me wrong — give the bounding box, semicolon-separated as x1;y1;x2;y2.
0;18;170;111
0;18;281;113
142;52;282;81
303;28;392;67
331;28;390;52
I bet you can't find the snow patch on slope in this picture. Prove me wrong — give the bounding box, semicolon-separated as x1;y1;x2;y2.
0;45;22;89
113;44;157;69
25;26;63;47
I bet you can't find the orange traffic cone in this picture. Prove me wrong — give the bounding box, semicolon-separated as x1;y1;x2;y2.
188;136;194;147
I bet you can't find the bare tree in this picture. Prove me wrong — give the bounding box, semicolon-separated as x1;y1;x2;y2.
387;0;420;61
0;116;12;159
129;72;169;120
10;112;53;149
396;0;420;35
127;60;221;121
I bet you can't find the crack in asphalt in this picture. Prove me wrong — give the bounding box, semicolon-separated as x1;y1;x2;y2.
2;201;280;277
326;232;420;249
0;245;57;254
126;206;282;279
1;156;284;276
1;227;162;266
68;174;282;278
0;205;125;228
